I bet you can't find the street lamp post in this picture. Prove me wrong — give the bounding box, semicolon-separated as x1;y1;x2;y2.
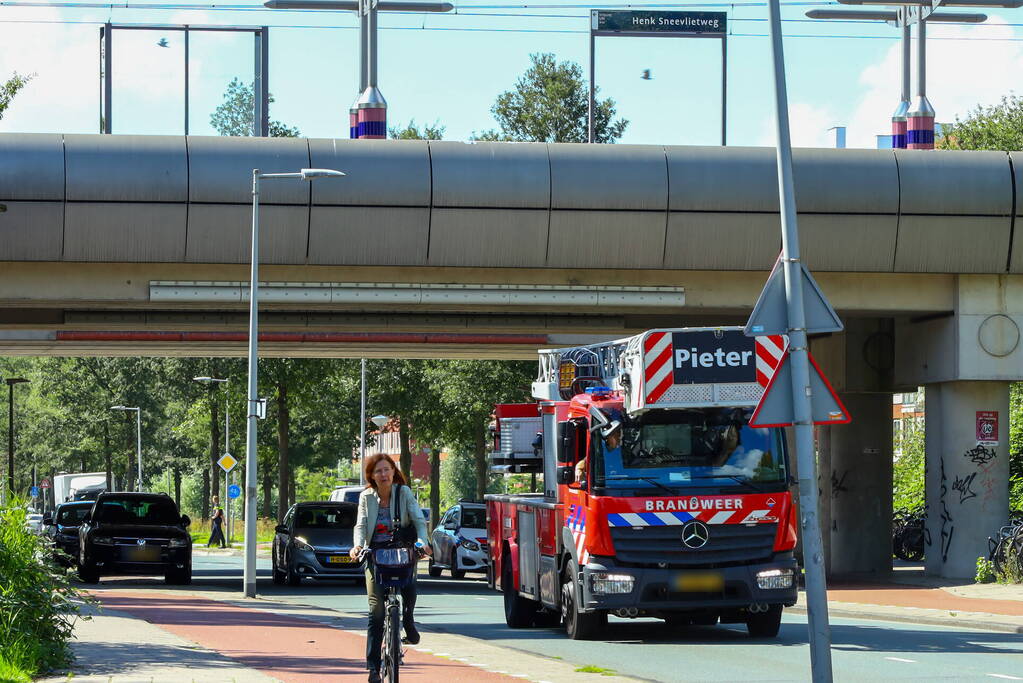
195;376;231;543
110;405;142;491
5;377;29;501
245;167;345;598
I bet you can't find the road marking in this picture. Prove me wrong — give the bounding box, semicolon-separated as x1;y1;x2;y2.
475;597;489;601
885;657;916;663
987;675;1023;680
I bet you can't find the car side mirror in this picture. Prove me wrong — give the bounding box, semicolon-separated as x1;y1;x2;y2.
180;515;191;527
275;524;289;534
556;466;575;485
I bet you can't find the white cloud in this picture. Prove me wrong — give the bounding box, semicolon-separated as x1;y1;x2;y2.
756;100;841;148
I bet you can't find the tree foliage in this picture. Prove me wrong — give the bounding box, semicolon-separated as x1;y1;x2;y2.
937;95;1023;151
475;53;628;143
209;77;300;138
0;72;34;122
389;120;445;140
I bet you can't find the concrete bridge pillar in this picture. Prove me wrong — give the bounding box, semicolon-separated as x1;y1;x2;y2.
824;393;894;576
923;381;1010;579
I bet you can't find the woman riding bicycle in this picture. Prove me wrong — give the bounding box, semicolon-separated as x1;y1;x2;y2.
350;453;431;682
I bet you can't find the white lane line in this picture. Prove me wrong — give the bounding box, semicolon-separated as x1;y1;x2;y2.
885;657;917;663
475;597;489;601
987;675;1023;680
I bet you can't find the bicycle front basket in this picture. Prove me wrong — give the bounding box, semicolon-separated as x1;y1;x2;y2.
373;546;415;588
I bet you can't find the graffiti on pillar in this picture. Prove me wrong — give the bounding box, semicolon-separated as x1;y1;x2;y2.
831;470;849;498
964;444;996;466
977;459;998;509
952;472;977;504
938;458;955;564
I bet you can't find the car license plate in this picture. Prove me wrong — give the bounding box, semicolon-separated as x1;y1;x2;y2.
675;572;724;592
122;546;161;562
327;555;352;564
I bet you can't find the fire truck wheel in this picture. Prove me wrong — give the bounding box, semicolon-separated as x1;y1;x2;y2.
503;557;538;628
745;605;782;638
561;570;606;640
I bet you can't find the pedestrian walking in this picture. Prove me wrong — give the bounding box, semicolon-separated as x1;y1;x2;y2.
208;506;227;548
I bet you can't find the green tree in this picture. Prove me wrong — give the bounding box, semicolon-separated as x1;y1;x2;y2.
209;77;301;138
389;120;445;140
474;53;628;143
937;95;1023;151
893;418;926;514
0;72;34;121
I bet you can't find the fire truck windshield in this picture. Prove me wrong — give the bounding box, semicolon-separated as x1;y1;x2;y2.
593;408;787;493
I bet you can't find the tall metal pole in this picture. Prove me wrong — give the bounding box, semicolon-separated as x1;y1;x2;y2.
359;359;367;486
135;408;142;492
721;36;727;146
906;15;934;150
103;22;112;134
244;169;262;598
765;0;833;680
225;387;231;545
588;30;595;143
184;26;190;135
7;383;13;498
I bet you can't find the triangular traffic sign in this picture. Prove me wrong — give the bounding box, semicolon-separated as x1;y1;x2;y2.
749;350;851;428
744;255;843;337
217;452;237;473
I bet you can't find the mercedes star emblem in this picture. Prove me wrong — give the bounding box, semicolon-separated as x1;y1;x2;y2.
681;521;710;549
137;538;146;546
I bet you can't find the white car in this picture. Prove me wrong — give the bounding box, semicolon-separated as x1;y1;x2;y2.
25;512;45;534
428;502;489;579
328;485;365;504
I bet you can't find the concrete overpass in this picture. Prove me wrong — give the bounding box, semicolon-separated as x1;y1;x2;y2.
2;133;1021;579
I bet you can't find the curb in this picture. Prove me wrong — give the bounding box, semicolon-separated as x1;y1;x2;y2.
789;604;1023;634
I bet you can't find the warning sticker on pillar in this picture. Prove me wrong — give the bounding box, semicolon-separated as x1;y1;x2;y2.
976;411;999;446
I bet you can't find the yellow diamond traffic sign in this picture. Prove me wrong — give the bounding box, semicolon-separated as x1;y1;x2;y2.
217;452;237;473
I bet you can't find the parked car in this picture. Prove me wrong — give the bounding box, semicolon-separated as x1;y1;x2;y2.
44;501;94;566
25;512;44;535
429;501;489;579
328;485;364;504
273;502;360;586
77;492;192;585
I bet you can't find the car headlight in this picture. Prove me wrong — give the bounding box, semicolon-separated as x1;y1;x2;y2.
590;572;635;595
458;538;480;552
293;536;314;552
92;536;113;545
756;568;794;590
168;537;190;548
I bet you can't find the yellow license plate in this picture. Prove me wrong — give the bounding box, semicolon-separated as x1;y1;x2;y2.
327;555;353;564
676;573;724;592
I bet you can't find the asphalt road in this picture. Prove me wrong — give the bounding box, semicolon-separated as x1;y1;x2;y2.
98;555;1023;682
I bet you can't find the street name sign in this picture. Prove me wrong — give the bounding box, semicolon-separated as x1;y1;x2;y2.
217;452;238;473
593;10;727;35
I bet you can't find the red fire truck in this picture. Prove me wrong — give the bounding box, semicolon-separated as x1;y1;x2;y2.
486;327;798;639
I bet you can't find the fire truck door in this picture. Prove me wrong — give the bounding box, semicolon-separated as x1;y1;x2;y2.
517;508;539;598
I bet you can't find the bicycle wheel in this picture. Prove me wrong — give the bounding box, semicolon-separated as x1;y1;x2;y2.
383;601;402;683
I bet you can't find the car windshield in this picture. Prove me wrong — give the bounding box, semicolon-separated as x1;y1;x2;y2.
97;497;180;525
460;508;486;529
593;408;787;493
57;506;91;526
294;506;356;529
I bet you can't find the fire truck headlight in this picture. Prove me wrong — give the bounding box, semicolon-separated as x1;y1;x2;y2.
756;568;794;590
590;573;635;595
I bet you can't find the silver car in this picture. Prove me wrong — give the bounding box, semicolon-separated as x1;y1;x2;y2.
272;502;360;586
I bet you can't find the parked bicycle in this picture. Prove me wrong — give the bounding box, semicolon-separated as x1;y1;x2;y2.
987;511;1023;576
892;509;926;562
360;542;425;683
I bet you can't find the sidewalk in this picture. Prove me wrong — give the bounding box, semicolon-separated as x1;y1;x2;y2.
790;568;1023;633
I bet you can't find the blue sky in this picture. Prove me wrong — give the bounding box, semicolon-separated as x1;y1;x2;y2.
2;1;1023;148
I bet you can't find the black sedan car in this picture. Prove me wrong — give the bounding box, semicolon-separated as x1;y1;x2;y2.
78;492;192;585
44;501;94;566
273;502;360;585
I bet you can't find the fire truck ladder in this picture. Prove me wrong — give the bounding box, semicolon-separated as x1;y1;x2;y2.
536;335;640;400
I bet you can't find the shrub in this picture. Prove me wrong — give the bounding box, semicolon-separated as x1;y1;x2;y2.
976;557;996;584
0;498;91;677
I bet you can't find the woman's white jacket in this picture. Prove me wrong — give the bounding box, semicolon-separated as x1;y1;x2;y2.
354;484;430;549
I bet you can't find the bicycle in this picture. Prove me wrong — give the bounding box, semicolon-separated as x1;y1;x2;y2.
987;511;1023;576
892;509;926;562
360;543;423;683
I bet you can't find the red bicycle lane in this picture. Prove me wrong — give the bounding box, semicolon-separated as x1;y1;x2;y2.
88;590;518;682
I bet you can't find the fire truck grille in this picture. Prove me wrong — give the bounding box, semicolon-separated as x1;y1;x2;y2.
610;523;777;567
